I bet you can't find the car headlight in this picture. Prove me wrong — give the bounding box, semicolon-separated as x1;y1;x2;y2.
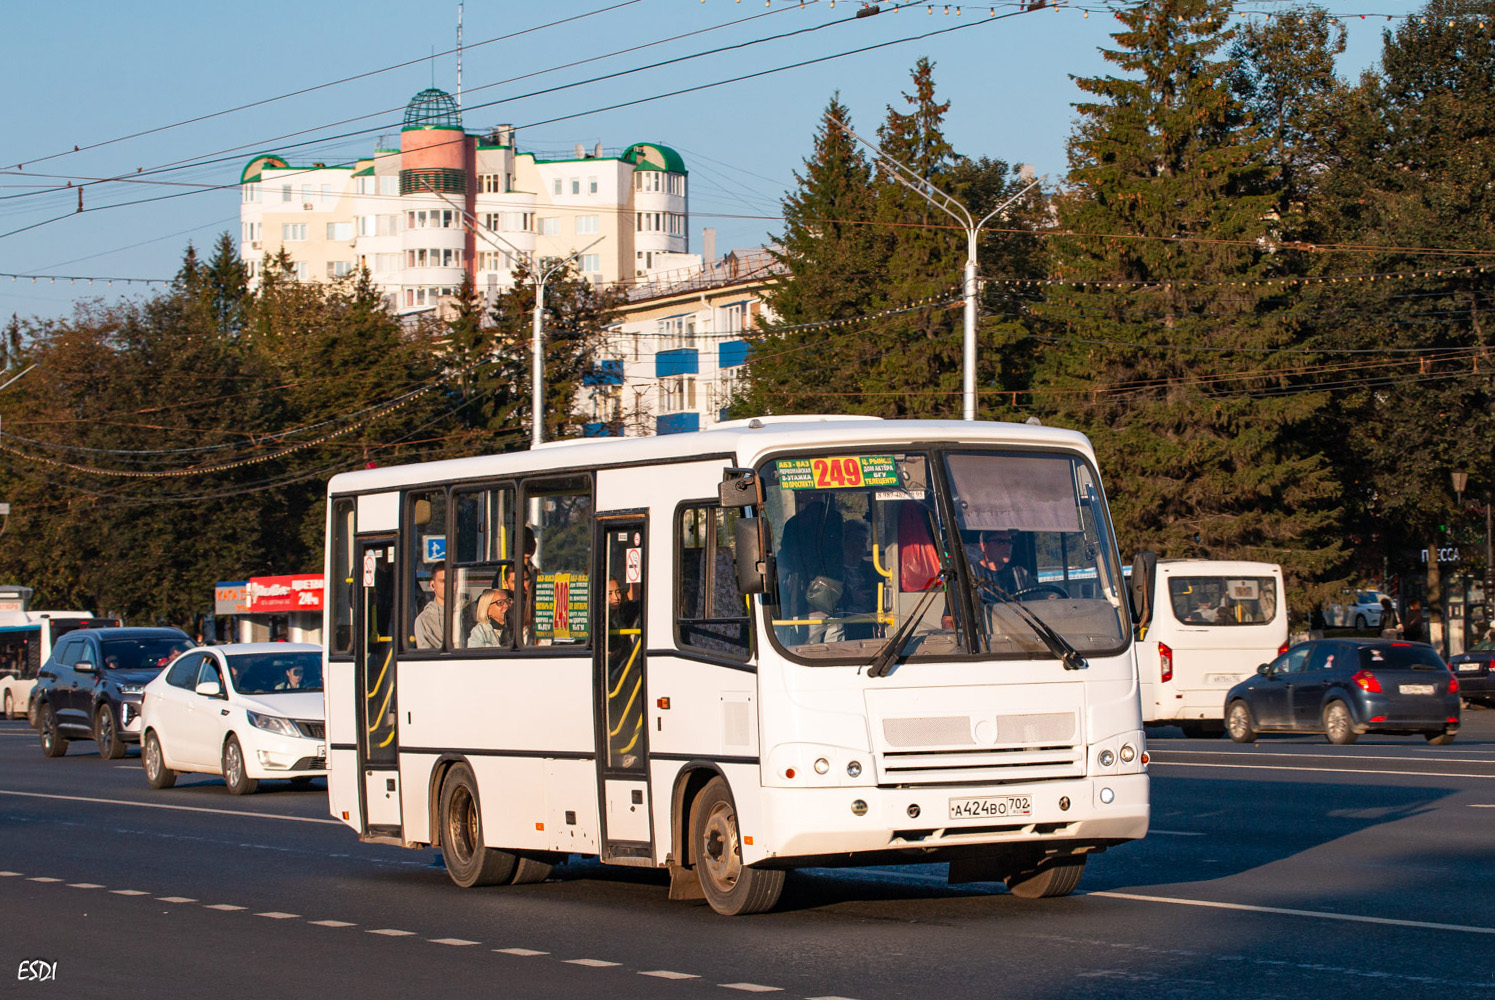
118;685;143;695
246;711;299;738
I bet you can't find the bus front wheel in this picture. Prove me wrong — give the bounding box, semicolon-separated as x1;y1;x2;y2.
1005;856;1086;898
690;777;783;916
439;764;518;888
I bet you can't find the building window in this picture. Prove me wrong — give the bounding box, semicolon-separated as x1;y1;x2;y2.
579;253;601;274
576;215;599;235
502;212;533;232
281;223;307;242
379;176;399;196
571;178;580;195
320;184;332;204
482;213;500;231
479;173;503;193
539;217;560;237
292;261;309;281
480;250;511;272
301;185;313;205
328;261;354;278
589;176;598;194
553;178;562;196
242;183;260;203
375;253;400;273
667;172;686;196
442;209;455;228
660;376;696;413
658;315;695;350
281;184;292;202
326;221;353;241
635;172;662;192
378;214;399;236
721;302;749;335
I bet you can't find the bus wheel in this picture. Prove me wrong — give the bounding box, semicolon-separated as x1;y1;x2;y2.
2;691;12;719
39;705;68;758
509;856;554;885
690;777;783;916
1226;701;1257;743
439;764;517;887
1425;730;1456;746
1005;856;1086;898
143;731;176;789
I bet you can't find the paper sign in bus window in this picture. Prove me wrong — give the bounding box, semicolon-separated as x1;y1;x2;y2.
776;456;900;490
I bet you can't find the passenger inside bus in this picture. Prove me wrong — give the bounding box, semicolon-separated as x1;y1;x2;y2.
970;529;1034;599
467;589;515;648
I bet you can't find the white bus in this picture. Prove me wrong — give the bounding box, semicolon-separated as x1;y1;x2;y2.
0;609;119;721
323;417;1148;914
1130;555;1289;737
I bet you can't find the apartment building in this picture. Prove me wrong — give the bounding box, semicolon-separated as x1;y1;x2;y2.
238;87;689;314
582;245;783;437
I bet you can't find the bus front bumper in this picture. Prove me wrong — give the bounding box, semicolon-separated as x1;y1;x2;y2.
749;773;1148;864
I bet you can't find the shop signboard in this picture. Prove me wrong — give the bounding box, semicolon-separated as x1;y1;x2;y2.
246;574;325;613
215;581;251;616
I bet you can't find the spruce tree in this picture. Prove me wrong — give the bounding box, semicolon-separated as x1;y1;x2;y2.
1033;0;1343;599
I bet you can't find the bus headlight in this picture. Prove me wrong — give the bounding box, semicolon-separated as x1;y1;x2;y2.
1098;748;1115;767
846;760;862;778
1119;743;1136;763
814;758;830;774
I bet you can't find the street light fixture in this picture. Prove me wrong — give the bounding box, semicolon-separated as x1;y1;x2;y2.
827;116;1042;422
1452;468;1468;504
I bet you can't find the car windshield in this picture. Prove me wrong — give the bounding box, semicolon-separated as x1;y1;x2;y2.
227;652;323;695
1168;576;1278;625
1361;645;1447;671
756;449;1126;663
99;637;193;671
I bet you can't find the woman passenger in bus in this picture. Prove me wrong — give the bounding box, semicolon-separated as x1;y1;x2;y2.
467;589;515;648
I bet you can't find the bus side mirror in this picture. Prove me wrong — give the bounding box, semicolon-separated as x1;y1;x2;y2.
1130;550;1157;629
719;468;759;508
734;517;772;595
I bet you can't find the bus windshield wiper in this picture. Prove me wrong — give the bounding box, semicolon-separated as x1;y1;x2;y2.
867;573;945;678
973;579;1088;671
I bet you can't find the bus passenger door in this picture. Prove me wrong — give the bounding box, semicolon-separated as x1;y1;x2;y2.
595;517;652;860
355;537;402;836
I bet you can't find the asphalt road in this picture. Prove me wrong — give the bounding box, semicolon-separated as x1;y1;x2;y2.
4;711;1495;999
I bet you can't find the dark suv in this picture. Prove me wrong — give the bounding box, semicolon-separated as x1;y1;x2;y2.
33;627;194;759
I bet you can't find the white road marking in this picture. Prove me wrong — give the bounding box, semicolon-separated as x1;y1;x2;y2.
1149;761;1495;780
111;889;149;895
1149;830;1206;837
368;928;415;936
157;896;196;903
0;871;20;877
204;904;246;911
430;938;480;947
1151;749;1494;764
255;911;300;919
495;948;548;956
309;920;355;927
1469;804;1495;808
67;883;103;889
1088;891;1495;936
807;996;864;1000
641;971;699;980
719;984;783;993
27;877;61;883
0;789;341;824
566;959;621;967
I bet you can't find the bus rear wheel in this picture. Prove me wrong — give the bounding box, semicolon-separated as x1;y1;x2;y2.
2;691;13;720
690;777;783;916
1005;856;1086;898
439;764;518;888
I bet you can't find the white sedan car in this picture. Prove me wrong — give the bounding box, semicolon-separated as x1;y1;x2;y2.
138;643;326;795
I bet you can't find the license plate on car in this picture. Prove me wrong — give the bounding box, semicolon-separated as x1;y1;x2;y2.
949;795;1032;820
1207;673;1239;685
1458;663;1481;672
1399;684;1435;695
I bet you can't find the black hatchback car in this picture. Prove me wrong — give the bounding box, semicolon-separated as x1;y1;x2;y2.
1447;640;1495;707
1224;639;1461;745
32;627;194;759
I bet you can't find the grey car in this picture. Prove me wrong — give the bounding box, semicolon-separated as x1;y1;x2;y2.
1224;639;1461;745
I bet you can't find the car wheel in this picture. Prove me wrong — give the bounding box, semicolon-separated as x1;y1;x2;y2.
221;735;259;795
1006;856;1087;898
1425;730;1456;745
95;705;126;760
2;691;12;720
691;776;784;915
1323;701;1358;745
38;704;68;757
438;763;518;887
1354;614;1367;629
143;730;176;789
1226;701;1257;743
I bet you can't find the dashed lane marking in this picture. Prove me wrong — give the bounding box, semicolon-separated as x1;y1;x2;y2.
566;959;621;968
641;971;700;980
205;904;246;911
157;896;197;903
496;948;549;957
1148;761;1495;780
1469;804;1495;808
1150;749;1495;764
27;877;61;883
1088;891;1495;936
720;985;783;993
431;938;480;947
0;789;341;825
368;928;416;937
309;920;355;927
110;889;149;896
67;883;103;889
255;911;300;919
0;871;20;877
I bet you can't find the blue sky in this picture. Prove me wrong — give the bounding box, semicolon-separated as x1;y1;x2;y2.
0;0;1394;323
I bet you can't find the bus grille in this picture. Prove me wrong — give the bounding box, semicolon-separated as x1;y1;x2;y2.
875;712;1082;786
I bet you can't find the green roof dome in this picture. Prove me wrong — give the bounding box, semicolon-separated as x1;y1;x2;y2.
403;88;462;131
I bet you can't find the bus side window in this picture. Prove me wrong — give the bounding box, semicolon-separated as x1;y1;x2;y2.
452;485;516;650
331;498;355;655
677;505;751;658
406;489;452;651
524;478;592;648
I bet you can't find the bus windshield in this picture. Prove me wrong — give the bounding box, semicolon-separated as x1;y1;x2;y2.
1167;576;1278;626
758;449;1127;663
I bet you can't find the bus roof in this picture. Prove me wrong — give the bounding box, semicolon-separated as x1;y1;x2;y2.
1157;559;1283;576
327;417;1098;496
0;609;96;627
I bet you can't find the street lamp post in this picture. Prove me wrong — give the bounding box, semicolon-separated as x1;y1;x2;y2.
828;116;1041;422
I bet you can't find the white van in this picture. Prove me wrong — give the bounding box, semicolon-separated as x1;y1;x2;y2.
0;610;117;721
1129;555;1288;737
